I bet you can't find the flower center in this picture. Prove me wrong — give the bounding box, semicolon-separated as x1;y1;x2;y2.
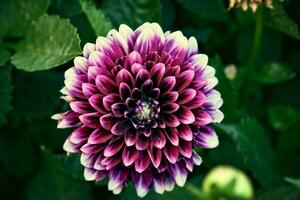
135;100;154;121
133;97;159;126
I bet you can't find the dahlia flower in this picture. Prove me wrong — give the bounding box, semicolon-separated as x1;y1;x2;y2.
52;22;223;197
228;0;274;12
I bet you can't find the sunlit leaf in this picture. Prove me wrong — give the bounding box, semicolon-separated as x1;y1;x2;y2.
264;0;300;40
102;0;161;28
11;70;63;121
175;0;228;22
0;48;10;67
80;0;112;36
217;119;280;188
267;105;298;131
285;177;300;188
3;134;37;177
0;0;49;39
0;66;12;125
11;14;81;71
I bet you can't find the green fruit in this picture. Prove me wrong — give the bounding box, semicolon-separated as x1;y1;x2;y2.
203;166;253;200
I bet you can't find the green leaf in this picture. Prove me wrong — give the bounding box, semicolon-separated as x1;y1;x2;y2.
209;56;240;122
267;105;298;131
11;70;63;121
0;48;11;67
175;0;228;22
0;0;49;39
80;0;112;36
27;165;93;200
0;66;12;125
49;0;82;17
285;178;300;188
46;152;85;180
119;182;202;200
102;0;161;28
217;119;280;188
257;186;300;200
3;134;37;177
254;62;295;84
11;14;81;72
264;0;300;40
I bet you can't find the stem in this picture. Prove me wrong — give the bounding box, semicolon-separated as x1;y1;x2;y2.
185;183;207;200
240;9;264;106
247;8;263;69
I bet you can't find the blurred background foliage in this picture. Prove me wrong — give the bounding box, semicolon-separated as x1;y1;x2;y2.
0;0;300;199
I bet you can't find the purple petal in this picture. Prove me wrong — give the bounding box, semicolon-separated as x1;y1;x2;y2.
79;112;100;128
125;51;142;68
102;94;121;111
122;147;139;166
74;56;88;74
135;151;151;173
164;114;180;127
168;161;188;187
193;109;213;126
192;151;203;166
159;76;176;93
108;167;129;191
111;103;127;117
163;144;179;164
103;137;124;157
194;126;219;149
95;75;117;95
84;168;97;181
100;114;118;130
63;136;81;153
164;176;175;192
87;127;112;144
147;145;162;168
69;126;92;144
80;143;103;154
151;129;166;149
135;69;150;87
116;69;135;88
176;107;195;125
131;63;144;75
102;154;122;170
88;51;114;69
150;63;165;86
111;120;131;135
94;154;106;170
175;70;195;91
80;153;97;168
136;135;150;151
179;140;192;158
124;129;138;146
87;66;112;83
70;101;93;114
82;83;98;98
119;83;131;101
177;124;193;141
83;43;95;58
185;91;206;109
161;103;179;113
177;89;196;105
165;128;179;146
88;94;107;114
53;111;80;129
96;170;107;181
153;174;165;194
131;170;153;198
160;91;178;103
141;79;153;93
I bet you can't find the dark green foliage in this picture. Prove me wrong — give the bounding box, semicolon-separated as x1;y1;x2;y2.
0;0;300;199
